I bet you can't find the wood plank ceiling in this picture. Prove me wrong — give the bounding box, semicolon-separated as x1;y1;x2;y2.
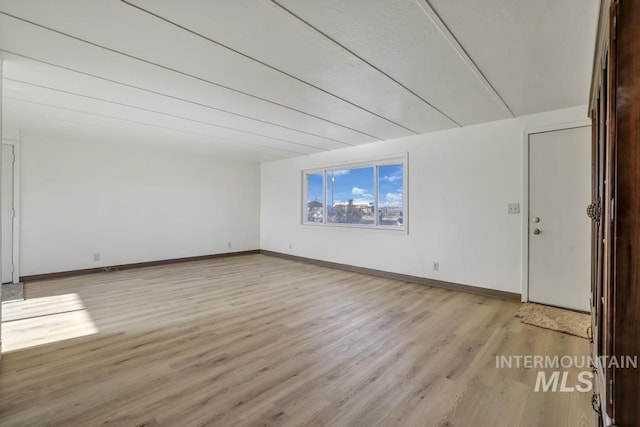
0;0;599;160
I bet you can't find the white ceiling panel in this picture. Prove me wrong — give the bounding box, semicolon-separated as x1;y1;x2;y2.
3;79;319;156
124;0;458;134
0;0;597;159
0;1;434;140
3;56;345;152
269;0;513;126
427;0;599;115
0;12;383;149
3;98;290;162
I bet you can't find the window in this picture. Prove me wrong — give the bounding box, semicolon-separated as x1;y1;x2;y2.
305;172;324;223
303;157;406;229
377;163;404;227
327;166;374;225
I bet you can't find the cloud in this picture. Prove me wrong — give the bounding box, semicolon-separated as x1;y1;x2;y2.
351;186;367;195
351;187;373;204
379;191;403;207
381;167;403;183
386;192;402;202
330;169;350;177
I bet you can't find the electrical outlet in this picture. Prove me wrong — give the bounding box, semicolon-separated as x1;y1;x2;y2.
93;252;101;262
227;241;232;248
508;203;520;214
289;243;293;249
433;262;439;271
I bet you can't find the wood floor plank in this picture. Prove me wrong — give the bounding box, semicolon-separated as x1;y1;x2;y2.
0;254;592;426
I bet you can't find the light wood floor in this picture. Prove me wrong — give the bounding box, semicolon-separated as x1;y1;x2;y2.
0;254;592;426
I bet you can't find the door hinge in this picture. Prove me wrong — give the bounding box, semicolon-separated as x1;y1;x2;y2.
10;264;14;273
611;198;615;222
609;379;614;404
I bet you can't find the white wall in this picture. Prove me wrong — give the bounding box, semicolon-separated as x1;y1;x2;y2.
20;128;260;276
260;106;589;294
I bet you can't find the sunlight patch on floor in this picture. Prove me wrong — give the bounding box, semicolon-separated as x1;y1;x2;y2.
1;293;99;352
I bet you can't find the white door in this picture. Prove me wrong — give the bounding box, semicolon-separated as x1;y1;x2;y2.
1;144;14;284
528;126;591;312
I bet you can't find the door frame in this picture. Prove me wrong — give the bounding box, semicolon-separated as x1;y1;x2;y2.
520;121;591;302
2;138;20;284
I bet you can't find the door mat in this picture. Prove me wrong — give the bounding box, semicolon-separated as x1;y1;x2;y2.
516;303;590;339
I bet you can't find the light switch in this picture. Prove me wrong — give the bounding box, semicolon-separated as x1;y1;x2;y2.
508;203;520;214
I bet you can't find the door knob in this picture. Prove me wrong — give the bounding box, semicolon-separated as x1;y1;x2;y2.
533;228;541;235
532;217;540;223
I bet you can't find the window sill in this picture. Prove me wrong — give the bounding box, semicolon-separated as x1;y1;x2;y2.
301;222;407;233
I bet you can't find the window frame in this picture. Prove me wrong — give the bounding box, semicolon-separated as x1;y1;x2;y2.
301;154;408;232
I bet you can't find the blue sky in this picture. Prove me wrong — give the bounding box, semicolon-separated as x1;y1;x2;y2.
306;173;324;203
378;164;404;207
306;164;403;207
